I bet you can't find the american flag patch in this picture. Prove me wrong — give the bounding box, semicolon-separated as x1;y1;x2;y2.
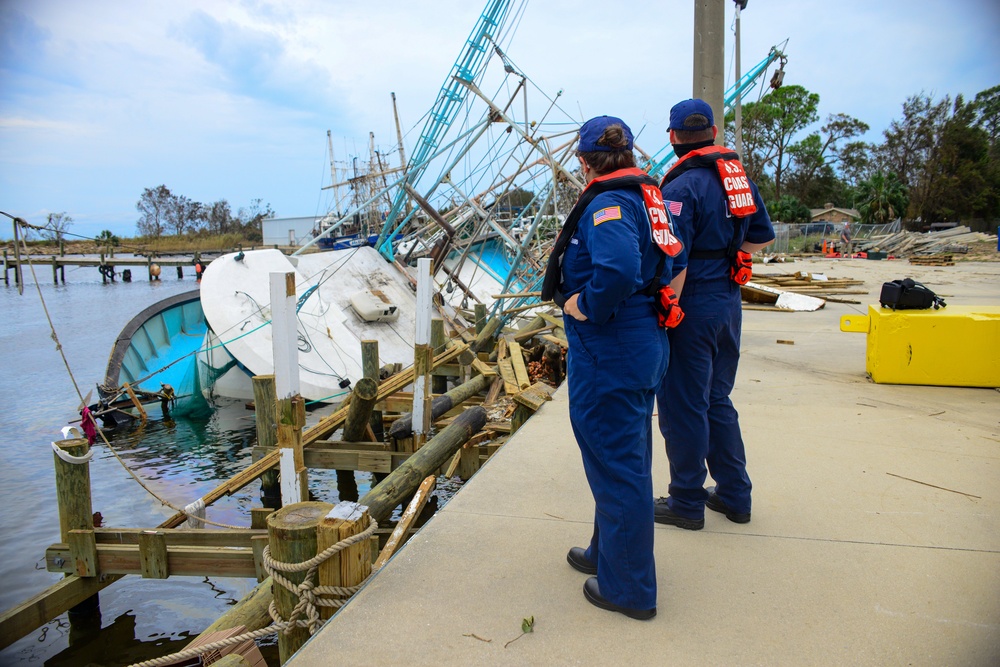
593;206;621;226
666;200;683;215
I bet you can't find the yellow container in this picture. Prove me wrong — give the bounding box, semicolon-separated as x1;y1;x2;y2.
840;306;1000;387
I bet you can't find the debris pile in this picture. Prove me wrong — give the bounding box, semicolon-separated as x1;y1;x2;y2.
858;226;997;258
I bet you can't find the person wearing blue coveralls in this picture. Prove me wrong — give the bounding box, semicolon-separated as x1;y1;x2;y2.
541;115;682;620
652;99;774;530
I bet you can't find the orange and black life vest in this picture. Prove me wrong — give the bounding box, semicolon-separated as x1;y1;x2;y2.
541;167;682;306
661;146;757;284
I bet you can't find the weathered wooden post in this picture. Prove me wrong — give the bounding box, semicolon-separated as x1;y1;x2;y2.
361;340;382;441
545;343;563;386
266;501;332;664
52;256;58;284
252;374;281;509
343;378;379;442
474;303;488;334
53;438;100;625
412;258;433;448
431;318;448;394
3;249;8;286
336;377;379;502
317;502;371;621
271;272;308;504
100;253;107;284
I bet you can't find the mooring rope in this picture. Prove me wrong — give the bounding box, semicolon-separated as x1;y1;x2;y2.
124;517;378;667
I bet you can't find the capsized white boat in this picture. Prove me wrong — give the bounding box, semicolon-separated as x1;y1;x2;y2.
198;246;425;402
198;243;517;401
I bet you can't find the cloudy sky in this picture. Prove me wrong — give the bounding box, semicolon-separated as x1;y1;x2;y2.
1;0;998;240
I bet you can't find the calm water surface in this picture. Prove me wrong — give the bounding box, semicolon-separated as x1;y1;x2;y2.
0;264;363;665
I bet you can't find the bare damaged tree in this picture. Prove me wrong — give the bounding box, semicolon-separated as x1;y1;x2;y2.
42;212;73;243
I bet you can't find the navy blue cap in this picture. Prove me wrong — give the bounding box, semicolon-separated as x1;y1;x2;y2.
578;115;634;152
668;99;714;131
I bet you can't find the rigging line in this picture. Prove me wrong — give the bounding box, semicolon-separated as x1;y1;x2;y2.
9;217;84;405
296;318;348;380
495;0;528;53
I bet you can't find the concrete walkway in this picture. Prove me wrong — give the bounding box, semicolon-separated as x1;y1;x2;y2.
291;259;1000;666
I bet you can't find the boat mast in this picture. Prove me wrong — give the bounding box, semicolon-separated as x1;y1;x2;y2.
326;130;345;218
392;92;412;218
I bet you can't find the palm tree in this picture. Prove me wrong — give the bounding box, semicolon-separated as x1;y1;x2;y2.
856;172;909;224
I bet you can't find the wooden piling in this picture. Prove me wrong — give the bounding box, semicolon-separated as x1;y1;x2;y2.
250;508;274;530
277;395;308;503
337;377;378;502
52;256;58;284
431;318;448;394
412;343;433;447
361;340;383;441
342;378;379;442
267;501;333;664
545;343;563;385
474;303;488;334
53;438;100;620
360;406;487;524
317;502;371;620
3;249;8;286
54;438;95;542
252;375;281;508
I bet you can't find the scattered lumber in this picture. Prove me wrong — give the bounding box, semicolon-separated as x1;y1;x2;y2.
857;225;997;258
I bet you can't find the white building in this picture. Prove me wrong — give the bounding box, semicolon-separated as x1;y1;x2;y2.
262;216;323;247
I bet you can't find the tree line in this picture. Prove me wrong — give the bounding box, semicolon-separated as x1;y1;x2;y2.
726;83;1000;227
135;185;275;242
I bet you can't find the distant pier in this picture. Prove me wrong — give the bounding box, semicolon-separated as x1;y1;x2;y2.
2;250;229;285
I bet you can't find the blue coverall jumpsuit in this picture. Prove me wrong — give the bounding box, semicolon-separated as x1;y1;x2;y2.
656;162;774;519
560;172;680;611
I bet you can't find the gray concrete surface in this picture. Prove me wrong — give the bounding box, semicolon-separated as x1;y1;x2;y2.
291;259;1000;666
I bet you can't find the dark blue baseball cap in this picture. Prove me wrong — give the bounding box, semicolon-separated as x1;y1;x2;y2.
669;99;714;131
578;115;634;152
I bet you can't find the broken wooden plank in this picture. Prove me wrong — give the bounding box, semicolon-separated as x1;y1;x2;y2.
513;382;555;411
508;341;531;390
497;358;520;395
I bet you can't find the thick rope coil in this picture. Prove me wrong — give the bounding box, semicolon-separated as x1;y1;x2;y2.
262;517;378;635
51;441;95;464
125;517;378;667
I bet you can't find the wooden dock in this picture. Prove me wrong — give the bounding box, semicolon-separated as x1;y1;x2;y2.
0;248;282;285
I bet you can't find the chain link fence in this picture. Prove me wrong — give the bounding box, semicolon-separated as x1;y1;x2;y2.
770;220;902;254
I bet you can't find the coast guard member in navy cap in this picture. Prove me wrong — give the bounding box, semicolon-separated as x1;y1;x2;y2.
542;115;683;620
652;98;774;530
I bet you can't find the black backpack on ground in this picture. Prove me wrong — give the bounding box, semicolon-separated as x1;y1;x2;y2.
879;278;946;310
